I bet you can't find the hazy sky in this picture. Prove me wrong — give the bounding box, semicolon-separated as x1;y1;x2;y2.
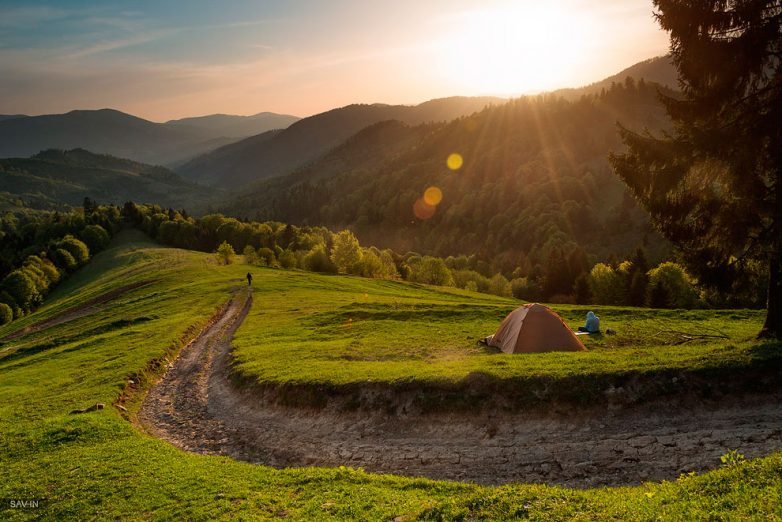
0;1;669;121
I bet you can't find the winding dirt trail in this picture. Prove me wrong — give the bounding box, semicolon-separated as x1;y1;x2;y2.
139;290;782;487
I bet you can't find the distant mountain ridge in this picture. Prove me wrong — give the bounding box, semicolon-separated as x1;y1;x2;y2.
0;109;299;166
176;96;505;188
165;112;300;138
0;148;215;210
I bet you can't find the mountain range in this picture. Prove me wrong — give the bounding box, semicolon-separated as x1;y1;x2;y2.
0;109;300;166
0;148;214;210
175;96;506;188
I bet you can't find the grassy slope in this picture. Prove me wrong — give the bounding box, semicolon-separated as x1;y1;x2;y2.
1;231;781;520
230;274;778;411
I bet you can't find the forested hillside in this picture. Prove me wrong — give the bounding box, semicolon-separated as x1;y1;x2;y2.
177;97;504;188
0;149;215;210
225;79;675;278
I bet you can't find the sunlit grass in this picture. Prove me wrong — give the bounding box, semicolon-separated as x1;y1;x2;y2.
1;230;780;520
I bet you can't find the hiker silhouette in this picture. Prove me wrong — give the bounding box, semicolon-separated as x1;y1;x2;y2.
246;272;253;286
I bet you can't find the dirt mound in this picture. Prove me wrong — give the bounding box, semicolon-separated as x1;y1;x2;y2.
137;290;782;487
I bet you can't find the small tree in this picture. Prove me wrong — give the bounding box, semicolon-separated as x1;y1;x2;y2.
0;302;12;325
278;249;296;269
257;247;276;267
243;245;258;265
647;262;700;309
1;270;37;311
216;241;235;265
53;249;77;272
304;245;338;273
58;235;90;265
331;230;362;274
80;224;110;252
488;273;511;297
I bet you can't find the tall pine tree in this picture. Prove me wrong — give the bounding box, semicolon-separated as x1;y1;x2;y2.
611;0;782;338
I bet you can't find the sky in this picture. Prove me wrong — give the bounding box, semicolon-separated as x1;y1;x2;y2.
0;0;670;121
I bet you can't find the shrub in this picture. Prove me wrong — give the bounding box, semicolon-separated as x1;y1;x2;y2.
646;262;701;308
216;241;235;265
80;224;110;252
356;249;383;278
408;256;454;286
453;270;490;292
304;246;338;273
0;302;12;325
488;273;511;297
278;249;296;269
243;245;258;264
331;230;362;274
588;263;625;305
1;270;37;311
257;247;276;267
53;249;78;272
58;235;90;265
510;277;540;301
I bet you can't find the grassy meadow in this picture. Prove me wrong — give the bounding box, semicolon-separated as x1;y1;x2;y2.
1;230;781;520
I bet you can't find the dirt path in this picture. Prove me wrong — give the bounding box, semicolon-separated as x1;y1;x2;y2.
139;290;782;487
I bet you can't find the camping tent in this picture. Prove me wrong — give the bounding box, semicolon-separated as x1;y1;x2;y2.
486;303;587;354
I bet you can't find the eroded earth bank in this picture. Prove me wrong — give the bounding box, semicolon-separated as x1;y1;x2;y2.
138;292;782;487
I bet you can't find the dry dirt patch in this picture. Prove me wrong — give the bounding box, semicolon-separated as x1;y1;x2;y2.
138;290;782;487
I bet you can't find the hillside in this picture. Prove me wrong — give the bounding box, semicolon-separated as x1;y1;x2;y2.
0;148;216;209
555;55;678;99
224;80;675;274
176;96;504;188
0;233;780;518
164;111;300;138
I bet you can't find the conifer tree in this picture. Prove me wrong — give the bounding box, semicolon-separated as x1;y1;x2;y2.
611;0;782;337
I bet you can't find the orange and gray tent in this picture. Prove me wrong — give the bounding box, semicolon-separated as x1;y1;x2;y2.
486;303;587;354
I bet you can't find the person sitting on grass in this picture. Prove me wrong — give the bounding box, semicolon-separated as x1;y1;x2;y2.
578;311;600;333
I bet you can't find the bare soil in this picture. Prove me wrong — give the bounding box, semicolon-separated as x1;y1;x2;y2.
138;290;782;487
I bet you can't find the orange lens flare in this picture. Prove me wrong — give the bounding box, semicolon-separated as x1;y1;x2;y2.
413;197;436;220
423;186;443;206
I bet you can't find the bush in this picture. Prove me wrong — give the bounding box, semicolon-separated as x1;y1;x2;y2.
0;302;12;325
488;273;511;297
53;249;78;272
1;270;37;311
278;249;296;269
304;246;337;273
356;248;383;277
331;230;362;274
216;241;235;265
80;224;110;252
58;235;90;265
588;263;626;305
510;277;540;301
408;256;454;286
646;262;701;308
257;247;276;267
243;245;258;264
453;270;490;292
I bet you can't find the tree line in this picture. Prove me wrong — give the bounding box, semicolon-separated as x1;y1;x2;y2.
0;198;118;324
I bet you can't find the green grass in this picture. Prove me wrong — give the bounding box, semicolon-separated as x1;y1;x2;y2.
230;272;777;410
1;229;781;520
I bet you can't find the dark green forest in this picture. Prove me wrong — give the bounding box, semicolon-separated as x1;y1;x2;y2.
225;80;675;281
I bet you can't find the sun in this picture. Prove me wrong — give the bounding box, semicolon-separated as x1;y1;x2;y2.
438;3;592;95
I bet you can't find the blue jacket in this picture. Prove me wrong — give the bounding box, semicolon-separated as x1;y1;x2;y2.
585;311;600;333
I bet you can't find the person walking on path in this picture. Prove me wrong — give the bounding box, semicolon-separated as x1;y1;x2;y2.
246;272;253;287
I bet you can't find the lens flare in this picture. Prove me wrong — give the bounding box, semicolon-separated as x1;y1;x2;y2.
447;153;463;170
413;197;436;220
423;186;443;206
